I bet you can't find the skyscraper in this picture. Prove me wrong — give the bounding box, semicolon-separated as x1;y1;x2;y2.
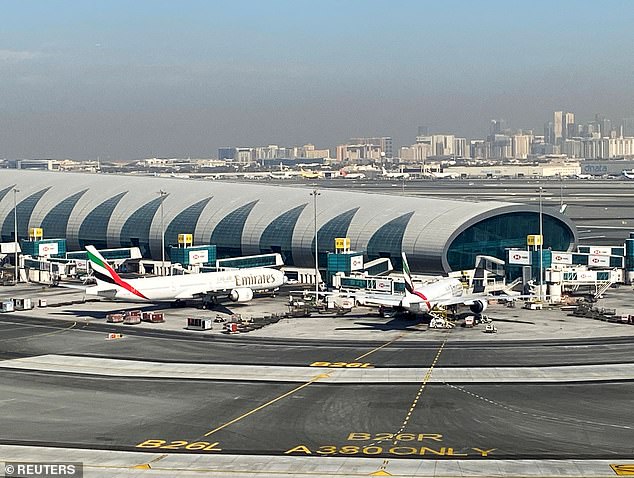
553;111;563;144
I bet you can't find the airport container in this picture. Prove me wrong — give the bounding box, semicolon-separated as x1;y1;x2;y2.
123;314;141;325
38;299;47;307
12;298;33;310
1;300;14;312
187;317;213;330
142;312;165;323
106;313;124;323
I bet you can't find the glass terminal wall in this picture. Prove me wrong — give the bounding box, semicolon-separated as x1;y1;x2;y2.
446;212;575;271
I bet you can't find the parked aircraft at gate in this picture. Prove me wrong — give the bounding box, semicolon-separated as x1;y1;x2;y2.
85;246;286;305
357;253;490;316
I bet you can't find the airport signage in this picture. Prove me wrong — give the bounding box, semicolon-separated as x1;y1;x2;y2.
552;253;573;265
588;255;610;267
188;249;208;264
350;255;364;271
38;242;59;257
589;246;611;256
508;250;531;265
526;234;542;246
374;279;392;292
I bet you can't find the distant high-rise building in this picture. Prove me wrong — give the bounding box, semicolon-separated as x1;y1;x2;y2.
337;143;382;163
487;134;512;159
218;147;235;161
453;137;468;158
416;135;455;157
553;111;563;143
623;117;634;137
511;134;532;159
399;143;432;162
349;137;393;158
564;112;575;140
544;122;555;145
234;147;254;164
551;111;574;144
595;114;612;137
490;119;507;135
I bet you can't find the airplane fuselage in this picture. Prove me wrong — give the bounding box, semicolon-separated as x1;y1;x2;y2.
86;267;286;302
401;278;464;313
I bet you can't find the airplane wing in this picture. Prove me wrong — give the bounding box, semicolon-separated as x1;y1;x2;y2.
436;293;488;307
355;292;403;308
53;283;89;291
175;288;226;300
436;292;531;307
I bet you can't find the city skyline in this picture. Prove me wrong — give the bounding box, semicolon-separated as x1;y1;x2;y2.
2;0;634;160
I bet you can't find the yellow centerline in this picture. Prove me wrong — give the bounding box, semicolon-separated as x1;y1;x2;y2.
394;339;446;439
203;372;331;437
375;339;447;473
353;333;405;361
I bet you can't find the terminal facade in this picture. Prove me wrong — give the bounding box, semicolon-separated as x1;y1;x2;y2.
0;171;577;273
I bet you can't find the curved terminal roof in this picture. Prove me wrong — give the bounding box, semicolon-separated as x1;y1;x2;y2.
0;170;577;273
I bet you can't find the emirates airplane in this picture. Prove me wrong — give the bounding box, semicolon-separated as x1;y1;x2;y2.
84;245;286;305
357;253;490;316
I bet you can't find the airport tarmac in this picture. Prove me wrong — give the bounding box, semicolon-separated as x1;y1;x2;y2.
1;282;633;477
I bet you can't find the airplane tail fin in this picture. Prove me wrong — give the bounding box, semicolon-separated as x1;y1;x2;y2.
401;252;415;294
85;245;148;300
86;245;123;287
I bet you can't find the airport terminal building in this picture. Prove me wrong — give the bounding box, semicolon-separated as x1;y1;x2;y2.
0;171;577;273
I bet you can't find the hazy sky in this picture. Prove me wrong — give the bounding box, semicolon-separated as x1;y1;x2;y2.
2;0;634;160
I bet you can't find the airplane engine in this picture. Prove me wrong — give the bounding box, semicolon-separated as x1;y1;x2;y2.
470;300;488;314
229;288;254;302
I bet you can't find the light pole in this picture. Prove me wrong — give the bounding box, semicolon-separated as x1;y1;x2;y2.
310;189;321;298
158;190;168;275
13;188;19;283
539;186;544;302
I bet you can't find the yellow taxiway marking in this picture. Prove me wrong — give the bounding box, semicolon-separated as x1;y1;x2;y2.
204;372;331;437
612;464;634;475
353;334;405;361
366;340;447;476
370;459;392;476
394;339;446;438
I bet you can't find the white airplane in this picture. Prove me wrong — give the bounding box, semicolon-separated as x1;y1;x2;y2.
356;253;489;317
381;167;410;180
84;245;286;305
339;169;366;180
621;169;634;180
430;171;459;179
